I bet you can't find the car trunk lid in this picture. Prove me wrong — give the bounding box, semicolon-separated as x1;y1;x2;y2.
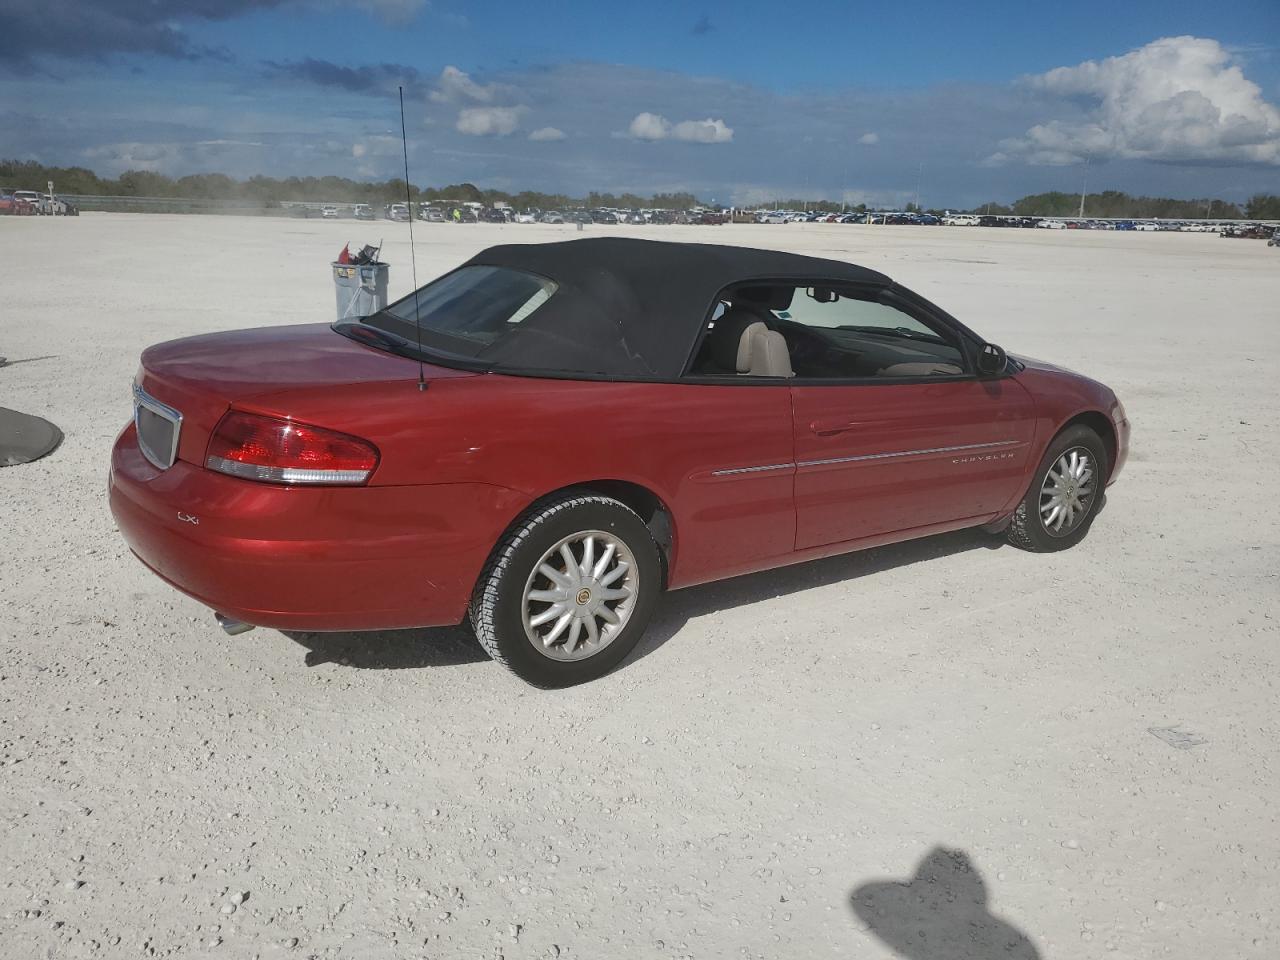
136;323;475;468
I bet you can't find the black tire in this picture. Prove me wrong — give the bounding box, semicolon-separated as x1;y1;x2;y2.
1007;424;1109;553
469;493;662;687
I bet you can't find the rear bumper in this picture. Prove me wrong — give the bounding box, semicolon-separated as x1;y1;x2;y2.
108;423;526;631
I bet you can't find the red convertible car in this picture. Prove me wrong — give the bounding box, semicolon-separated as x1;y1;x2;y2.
110;238;1129;686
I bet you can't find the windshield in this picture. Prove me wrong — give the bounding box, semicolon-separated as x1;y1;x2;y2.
360;265;558;358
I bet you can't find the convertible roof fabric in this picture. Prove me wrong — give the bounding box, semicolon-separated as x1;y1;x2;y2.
460;237;891;379
0;407;63;466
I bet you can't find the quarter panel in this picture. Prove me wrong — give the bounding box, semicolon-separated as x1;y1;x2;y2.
244;376;798;589
109;423;527;629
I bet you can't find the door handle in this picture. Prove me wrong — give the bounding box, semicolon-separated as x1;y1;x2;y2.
810;419;864;437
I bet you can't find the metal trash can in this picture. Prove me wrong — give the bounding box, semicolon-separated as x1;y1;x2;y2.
332;261;389;320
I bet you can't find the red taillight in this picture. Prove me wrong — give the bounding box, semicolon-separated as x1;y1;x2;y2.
206;412;379;485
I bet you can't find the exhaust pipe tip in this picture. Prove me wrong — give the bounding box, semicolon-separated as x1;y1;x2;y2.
215;613;256;636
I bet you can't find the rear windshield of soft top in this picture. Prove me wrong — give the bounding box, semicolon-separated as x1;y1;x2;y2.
358;265;558;360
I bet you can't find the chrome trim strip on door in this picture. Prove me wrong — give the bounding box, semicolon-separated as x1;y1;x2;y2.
709;439;1021;477
710;462;796;477
796;439;1020;469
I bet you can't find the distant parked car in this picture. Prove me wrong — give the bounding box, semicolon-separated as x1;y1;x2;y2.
592;211;618;224
385;203;411;222
1221;224;1272;239
514;210;539;224
540;211;565;224
693;211;727;225
320;205;339;220
353;204;375;221
482;208;508;224
0;189;25;216
0;188;33;215
756;212;787;224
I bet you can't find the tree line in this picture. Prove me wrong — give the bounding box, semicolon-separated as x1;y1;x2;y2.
0;159;699;211
971;190;1280;221
3;158;1276;218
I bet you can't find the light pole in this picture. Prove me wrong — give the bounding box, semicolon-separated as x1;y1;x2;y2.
1078;156;1089;218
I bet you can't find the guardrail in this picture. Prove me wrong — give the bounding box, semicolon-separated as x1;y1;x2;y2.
63;196;408;217
69;195;286;215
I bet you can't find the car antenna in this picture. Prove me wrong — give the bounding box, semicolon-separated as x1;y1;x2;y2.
399;85;426;392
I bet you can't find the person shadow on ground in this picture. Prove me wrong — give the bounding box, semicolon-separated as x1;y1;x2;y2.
850;846;1041;959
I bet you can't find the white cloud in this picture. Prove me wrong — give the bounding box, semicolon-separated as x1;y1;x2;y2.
996;36;1280;166
528;126;566;141
352;142;366;158
858;132;879;145
671;117;733;143
628;112;733;143
455;105;525;136
628;112;671;140
430;65;500;104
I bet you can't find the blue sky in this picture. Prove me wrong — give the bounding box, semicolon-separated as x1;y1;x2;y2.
3;0;1278;206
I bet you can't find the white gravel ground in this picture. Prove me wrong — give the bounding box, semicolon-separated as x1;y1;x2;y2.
1;214;1278;959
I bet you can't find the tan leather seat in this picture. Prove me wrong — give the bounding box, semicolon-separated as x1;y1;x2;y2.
705;307;794;377
736;321;794;377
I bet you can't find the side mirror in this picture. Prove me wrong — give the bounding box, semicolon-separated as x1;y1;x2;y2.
976;342;1007;377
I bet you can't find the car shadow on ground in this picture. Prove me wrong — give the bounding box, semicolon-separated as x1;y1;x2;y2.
850;846;1041;959
626;526;1003;666
283;624;485;669
281;527;1001;672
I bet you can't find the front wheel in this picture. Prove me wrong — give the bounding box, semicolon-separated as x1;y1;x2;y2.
1006;424;1109;552
470;493;662;687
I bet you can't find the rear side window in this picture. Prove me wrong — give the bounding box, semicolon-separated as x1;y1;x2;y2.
366;266;557;356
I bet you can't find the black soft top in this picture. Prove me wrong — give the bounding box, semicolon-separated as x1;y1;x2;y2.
458;237;892;379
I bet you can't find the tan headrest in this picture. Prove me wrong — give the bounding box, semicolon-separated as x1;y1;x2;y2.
737;322;794;377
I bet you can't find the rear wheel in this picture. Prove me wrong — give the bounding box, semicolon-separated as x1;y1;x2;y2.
1007;424;1108;552
470;493;662;687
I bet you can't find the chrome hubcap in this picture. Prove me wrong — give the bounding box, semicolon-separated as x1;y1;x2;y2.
1039;447;1096;537
521;531;638;661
